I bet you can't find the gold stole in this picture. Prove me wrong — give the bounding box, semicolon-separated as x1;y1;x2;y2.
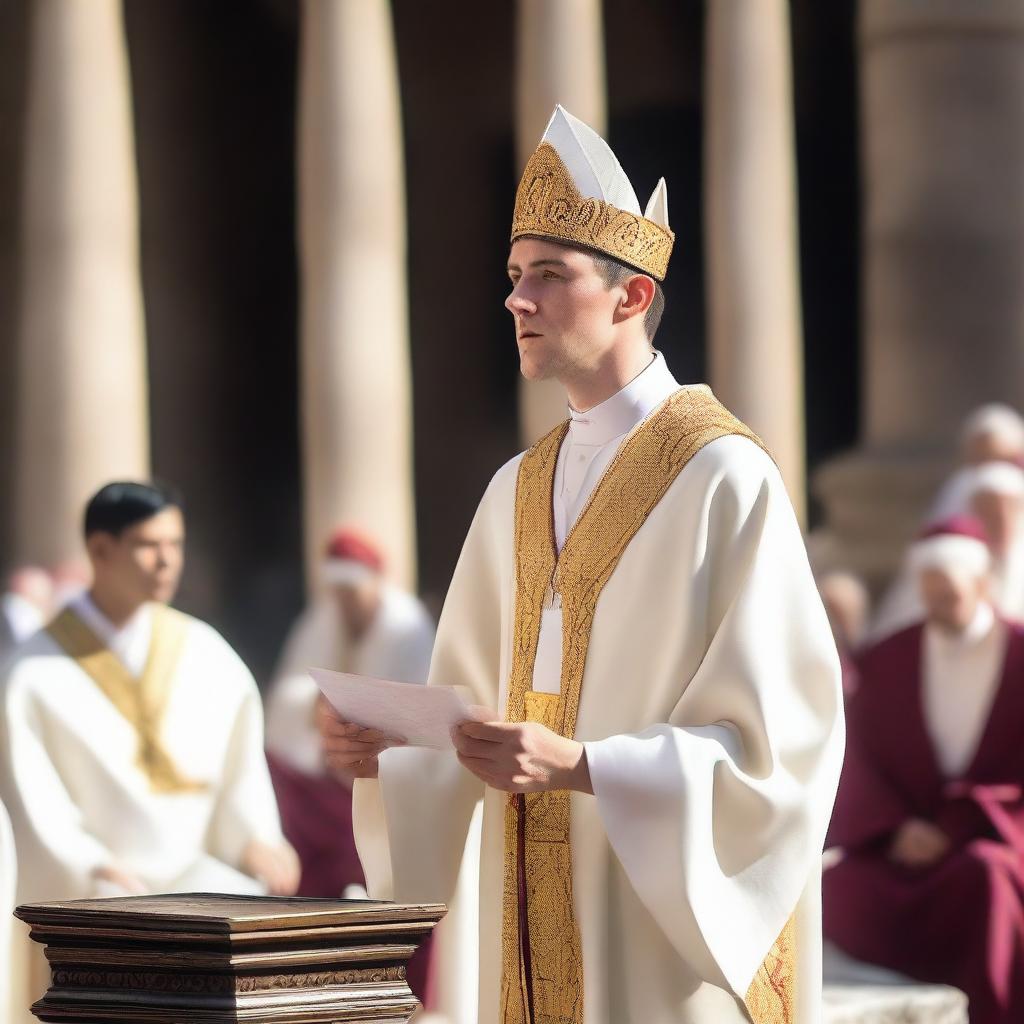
499;386;795;1024
47;605;207;795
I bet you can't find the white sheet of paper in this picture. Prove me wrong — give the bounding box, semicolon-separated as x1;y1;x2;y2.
310;668;487;750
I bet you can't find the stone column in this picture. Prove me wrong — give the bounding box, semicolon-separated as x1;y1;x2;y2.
515;0;606;446
14;0;149;567
297;0;416;590
704;0;806;521
813;0;1024;587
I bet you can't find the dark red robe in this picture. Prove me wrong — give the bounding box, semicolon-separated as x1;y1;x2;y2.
823;620;1024;1024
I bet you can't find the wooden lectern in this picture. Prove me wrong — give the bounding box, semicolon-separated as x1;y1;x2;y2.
15;893;445;1023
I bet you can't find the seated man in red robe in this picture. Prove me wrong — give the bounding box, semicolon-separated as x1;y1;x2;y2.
824;516;1024;1024
264;528;436;1003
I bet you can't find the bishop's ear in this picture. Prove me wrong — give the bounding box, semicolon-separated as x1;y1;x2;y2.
617;274;656;323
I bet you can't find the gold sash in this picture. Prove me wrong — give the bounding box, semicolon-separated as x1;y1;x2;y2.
500;385;794;1024
47;604;206;795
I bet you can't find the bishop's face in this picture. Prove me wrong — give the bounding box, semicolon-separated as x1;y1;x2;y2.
505;238;620;384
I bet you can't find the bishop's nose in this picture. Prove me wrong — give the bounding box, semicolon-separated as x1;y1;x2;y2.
505;289;537;317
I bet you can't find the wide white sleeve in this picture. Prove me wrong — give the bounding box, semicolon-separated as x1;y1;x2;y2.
584;441;845;1000
354;464;513;904
0;664;115;899
205;644;286;867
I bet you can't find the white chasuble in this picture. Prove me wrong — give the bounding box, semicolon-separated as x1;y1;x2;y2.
0;603;285;902
354;388;844;1024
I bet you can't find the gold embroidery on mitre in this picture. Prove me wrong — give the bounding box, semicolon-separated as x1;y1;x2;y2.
47;605;206;795
511;142;675;281
746;914;799;1024
500;386;771;1024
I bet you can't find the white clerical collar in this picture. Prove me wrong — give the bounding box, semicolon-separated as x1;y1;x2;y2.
566;350;681;446
70;592;153;676
927;601;996;649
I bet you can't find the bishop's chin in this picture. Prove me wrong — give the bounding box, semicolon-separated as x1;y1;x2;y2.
517;350;555;382
519;361;543;382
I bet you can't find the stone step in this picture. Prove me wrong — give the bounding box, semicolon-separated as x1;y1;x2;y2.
824;984;968;1024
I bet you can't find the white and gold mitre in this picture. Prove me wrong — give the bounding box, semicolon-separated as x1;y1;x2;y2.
511;105;674;281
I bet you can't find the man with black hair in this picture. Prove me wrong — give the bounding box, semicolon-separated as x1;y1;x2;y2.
0;481;298;1020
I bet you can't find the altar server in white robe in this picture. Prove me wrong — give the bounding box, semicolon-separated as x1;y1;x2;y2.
322;107;845;1024
0;481;298;1020
266;526;435;776
266;528;450;1012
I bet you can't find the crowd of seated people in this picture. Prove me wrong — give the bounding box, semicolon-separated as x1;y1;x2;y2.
820;403;1024;1024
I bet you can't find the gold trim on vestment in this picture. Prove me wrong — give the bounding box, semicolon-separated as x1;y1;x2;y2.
47;605;206;795
501;385;795;1024
511;143;675;281
746;914;798;1024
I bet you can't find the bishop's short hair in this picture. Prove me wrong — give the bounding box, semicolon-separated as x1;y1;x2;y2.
588;249;666;342
83;480;184;539
515;234;666;342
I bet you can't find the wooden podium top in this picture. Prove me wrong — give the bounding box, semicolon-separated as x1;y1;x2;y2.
15;893;447;1022
16;892;446;934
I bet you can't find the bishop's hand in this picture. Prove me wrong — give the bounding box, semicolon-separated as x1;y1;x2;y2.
453;719;592;794
317;698;406;780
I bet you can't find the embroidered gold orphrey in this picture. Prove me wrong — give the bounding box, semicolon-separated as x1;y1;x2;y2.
47;605;206;795
500;385;797;1024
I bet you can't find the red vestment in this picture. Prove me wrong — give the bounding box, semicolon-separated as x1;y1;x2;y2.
823;621;1024;1024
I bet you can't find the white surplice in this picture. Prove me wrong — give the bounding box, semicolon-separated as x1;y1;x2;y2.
354;357;845;1024
0;597;286;1022
0;595;285;903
